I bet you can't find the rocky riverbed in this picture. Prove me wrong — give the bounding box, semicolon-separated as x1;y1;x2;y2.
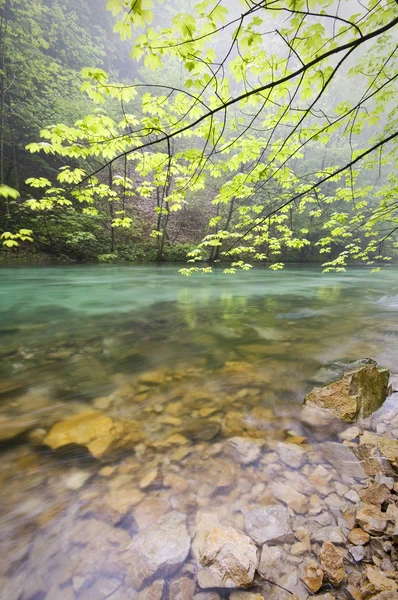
0;357;398;600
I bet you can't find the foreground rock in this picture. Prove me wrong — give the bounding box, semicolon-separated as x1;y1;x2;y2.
198;526;258;588
124;511;190;590
305;362;389;422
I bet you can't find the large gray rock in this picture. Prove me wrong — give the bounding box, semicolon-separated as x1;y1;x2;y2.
305;362;389;422
198;526;258;589
124;511;190;590
320;442;367;479
242;505;294;545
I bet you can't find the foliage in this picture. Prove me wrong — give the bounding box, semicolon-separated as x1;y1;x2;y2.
2;0;398;270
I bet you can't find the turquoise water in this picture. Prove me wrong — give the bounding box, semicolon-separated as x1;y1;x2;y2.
0;264;397;599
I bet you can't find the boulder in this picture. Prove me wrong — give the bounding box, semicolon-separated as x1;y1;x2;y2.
198;526;258;589
43;412;125;458
242;505;294;545
320;442;366;479
305;363;389;422
319;541;345;586
123;511;190;590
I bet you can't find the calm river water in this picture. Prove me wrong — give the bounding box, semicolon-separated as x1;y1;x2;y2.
0;264;397;600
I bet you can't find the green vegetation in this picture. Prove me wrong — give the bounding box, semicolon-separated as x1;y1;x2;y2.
0;0;397;270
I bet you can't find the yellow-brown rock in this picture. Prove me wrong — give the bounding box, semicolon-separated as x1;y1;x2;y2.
43;411;124;458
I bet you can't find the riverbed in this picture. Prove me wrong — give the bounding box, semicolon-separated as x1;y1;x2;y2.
1;265;397;599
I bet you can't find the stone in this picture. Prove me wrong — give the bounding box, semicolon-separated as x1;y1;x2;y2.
360;482;390;506
356;504;387;534
348;528;369;546
305;363;389;422
366;566;398;593
338;426;362;441
135;580;165;600
290;542;307;556
43;412;124;458
277;442;306;468
301;559;323;593
345;490;360;503
198;526;258;589
257;544;283;580
0;414;39;441
360;432;398;468
229;593;264;600
354;443;394;477
139;370;166;385
242;505;294;545
320;442;366;479
123;511;190;590
63;469;91;490
350;546;365;562
133;497;169;530
227;437;262;465
79;577;122;600
139;468;159;490
312;527;345;544
370;594;398;600
169;576;196;600
319;541;345;586
273;484;309;514
193;594;220;600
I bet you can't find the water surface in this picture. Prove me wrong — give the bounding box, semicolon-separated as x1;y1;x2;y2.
0;264;397;599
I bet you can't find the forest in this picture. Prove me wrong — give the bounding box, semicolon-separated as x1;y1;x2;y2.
0;0;397;269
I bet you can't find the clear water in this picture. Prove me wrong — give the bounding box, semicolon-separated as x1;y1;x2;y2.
0;264;397;599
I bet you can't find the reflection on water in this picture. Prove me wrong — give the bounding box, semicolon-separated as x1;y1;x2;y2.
0;265;398;599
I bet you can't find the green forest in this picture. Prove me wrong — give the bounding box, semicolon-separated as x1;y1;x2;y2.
0;0;397;269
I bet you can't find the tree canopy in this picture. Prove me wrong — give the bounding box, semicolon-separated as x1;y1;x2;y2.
1;0;397;271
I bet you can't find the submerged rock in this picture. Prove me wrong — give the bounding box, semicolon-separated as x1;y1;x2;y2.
198;526;258;589
242;505;294;545
320;442;366;479
124;511;190;590
305;362;389;422
43;411;124;458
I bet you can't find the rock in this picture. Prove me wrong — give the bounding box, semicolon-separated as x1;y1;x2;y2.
356;504;387;534
312;526;345;544
370;594;398;600
136;580;165;600
133;497;169;530
360;432;398;468
277;442;306;468
123;511;190;590
301;559;323;593
348;528;369;546
290;542;307;556
63;469;91;490
338;426;362;441
354;443;395;477
229;593;264;599
0;414;39;441
366;565;398;593
43;412;124;458
242;505;294;545
198;526;258;589
320;442;366;479
227;437;262;465
350;546;365;562
193;594;220;600
305;363;389;422
169;576;196;600
308;465;333;492
319;541;345;586
79;577;122;600
139;370;166;385
273;484;309;514
139;468;159;490
345;489;360;503
360;483;390;506
182;419;221;442
257;544;283;580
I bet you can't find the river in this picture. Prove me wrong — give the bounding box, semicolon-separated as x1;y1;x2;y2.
0;264;397;599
